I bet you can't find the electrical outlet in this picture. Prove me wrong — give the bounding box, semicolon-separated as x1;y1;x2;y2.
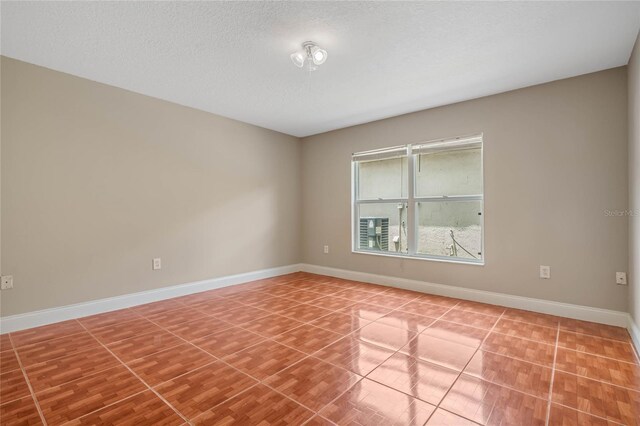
1;276;13;290
152;258;162;270
616;272;627;285
323;245;329;254
539;265;550;279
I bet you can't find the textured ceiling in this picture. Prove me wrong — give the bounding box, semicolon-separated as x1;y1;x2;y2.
2;1;640;137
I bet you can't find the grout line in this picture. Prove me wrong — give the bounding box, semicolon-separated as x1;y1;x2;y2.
424;309;506;425
76;321;191;425
546;323;561;426
142;314;326;422
550;402;626;426
6;334;48;426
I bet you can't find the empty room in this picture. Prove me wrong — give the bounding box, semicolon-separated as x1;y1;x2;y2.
1;1;640;425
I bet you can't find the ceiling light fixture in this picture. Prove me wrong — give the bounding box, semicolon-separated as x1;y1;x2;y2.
290;41;327;71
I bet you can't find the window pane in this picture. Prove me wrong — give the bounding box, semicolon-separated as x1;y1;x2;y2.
416;201;482;260
415;147;481;197
357;157;408;200
357;203;408;253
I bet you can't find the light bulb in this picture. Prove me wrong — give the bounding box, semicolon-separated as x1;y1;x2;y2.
290;51;305;68
311;46;327;65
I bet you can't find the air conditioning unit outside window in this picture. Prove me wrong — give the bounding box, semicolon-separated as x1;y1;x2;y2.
359;217;389;251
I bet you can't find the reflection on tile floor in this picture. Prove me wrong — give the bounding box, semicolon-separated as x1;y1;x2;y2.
1;272;638;425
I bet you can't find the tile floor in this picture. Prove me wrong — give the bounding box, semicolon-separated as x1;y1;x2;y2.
1;272;639;425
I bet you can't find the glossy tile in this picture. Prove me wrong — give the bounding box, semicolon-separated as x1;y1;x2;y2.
240;313;305;338
77;308;141;330
441;309;498;330
493;318;557;344
454;300;505;317
425;409;480;425
279;304;334;323
26;346;119;392
381;287;422;301
290;283;339;296
376;310;437;333
0;334;13;351
558;330;639;363
440;374;547;426
245;296;303;314
304;415;337;426
192;326;265;358
253;285;304;298
0;396;43;426
107;329;184;362
352;321;417;351
0;350;20;374
399;334;477;371
555;347;640;391
423;321;488;348
502;308;560;328
309;312;371;335
273;324;343;355
189;297;244;315
339;302;396;321
368;352;459;406
16;332;102;367
90;318;163;344
334;288;376;302
308;296;357;311
145;306;211;328
222;290;276;305
314;336;395;376
350;293;408;309
211;305;272;324
399;301;451;318
192;384;314;425
165;315;232;341
36;365;145;425
547;404;613;426
414;294;460;308
155;361;257;420
68;390;183;426
265;357;361;412
559;318;630;341
6;273;640;426
481;332;555;367
319;378;435;426
127;343;214;386
11;320;84;348
1;369;30;404
278;290;326;304
223;339;308;380
464;350;552;398
552;370;640;425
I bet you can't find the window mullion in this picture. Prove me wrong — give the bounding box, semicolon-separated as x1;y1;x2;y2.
407;146;416;255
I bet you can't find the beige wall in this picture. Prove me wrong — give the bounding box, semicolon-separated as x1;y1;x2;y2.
302;67;629;311
1;57;302;316
630;32;640;327
1;56;632;317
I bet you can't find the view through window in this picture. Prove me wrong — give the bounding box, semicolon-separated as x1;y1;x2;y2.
352;135;484;264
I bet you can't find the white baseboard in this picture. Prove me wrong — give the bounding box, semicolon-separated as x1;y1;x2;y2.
300;264;630;328
628;315;640;357
0;264;302;334
2;261;636;355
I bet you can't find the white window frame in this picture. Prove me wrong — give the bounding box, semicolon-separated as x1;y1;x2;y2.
351;134;484;265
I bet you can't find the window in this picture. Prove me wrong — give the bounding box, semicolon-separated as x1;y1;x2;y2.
352;135;484;264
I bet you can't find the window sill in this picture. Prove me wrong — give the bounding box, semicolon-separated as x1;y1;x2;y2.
351;249;485;266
